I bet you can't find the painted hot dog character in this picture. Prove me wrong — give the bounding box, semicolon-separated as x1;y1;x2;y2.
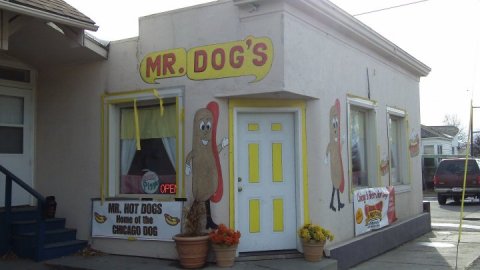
326;99;345;212
185;101;228;229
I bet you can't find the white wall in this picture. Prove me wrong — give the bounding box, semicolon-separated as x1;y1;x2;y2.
421;138;454;155
33;0;427;259
282;4;424;241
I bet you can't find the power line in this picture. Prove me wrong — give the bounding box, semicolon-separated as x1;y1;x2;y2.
353;0;430;16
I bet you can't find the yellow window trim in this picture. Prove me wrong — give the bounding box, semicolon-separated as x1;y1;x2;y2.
100;89;184;203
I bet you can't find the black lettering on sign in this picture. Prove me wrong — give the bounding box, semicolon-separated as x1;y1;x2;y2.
116;215;133;224
142;216;153;224
108;203;121;214
143;226;158;236
124;203;139;214
141;203;162;214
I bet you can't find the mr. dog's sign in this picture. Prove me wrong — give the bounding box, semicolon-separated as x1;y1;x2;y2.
140;36;273;83
92;200;182;241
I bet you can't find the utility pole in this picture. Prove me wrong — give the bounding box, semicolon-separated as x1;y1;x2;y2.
472;104;480;157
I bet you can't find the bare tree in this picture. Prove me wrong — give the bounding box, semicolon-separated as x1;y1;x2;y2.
443;114;462;127
443;114;467;144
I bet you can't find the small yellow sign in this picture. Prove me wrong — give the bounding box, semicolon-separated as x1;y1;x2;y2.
139;36;273;84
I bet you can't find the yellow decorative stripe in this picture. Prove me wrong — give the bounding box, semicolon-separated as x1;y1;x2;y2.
249;143;260;183
273;198;284;232
152;90;165;116
302;106;310;224
100;96;105;204
248;123;259;131
377;145;381;187
272;143;283;182
229;102;235;228
271;123;282;131
249;199;260;233
133;99;141;150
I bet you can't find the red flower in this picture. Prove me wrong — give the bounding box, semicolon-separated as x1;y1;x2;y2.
209;224;241;246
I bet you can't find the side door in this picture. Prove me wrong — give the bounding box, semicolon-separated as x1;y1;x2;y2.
0;85;34;206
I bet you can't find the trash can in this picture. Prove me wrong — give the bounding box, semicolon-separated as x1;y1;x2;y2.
44;196;57;219
423;201;430;213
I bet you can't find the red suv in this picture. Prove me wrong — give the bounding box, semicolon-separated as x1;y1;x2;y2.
433;158;480;205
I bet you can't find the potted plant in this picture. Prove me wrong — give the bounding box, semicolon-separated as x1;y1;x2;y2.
209;224;241;267
298;223;334;262
172;200;209;269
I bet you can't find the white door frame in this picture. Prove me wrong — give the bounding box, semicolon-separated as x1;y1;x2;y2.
233;106;306;252
0;59;36;206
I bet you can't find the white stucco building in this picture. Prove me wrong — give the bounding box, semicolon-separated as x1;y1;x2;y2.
0;0;431;268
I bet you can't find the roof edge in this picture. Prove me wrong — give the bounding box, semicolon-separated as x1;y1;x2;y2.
286;0;431;77
0;1;98;31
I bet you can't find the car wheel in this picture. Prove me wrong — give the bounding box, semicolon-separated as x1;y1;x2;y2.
437;194;447;205
454;196;461;203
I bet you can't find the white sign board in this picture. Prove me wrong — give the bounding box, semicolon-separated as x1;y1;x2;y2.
92;200;182;241
353;187;397;236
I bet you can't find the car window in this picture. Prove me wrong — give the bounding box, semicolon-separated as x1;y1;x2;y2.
436;160;478;175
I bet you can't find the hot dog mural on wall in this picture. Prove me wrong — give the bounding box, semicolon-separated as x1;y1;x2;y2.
185;101;228;229
409;128;420;157
325;99;345;212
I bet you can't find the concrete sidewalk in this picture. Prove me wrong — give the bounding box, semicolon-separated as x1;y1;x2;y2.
1;253;337;270
2;230;479;269
352;230;480;269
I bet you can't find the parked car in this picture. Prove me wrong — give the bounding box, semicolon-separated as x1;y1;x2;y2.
433;158;480;205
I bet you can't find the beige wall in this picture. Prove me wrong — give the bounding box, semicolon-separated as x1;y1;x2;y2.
36;61;107;238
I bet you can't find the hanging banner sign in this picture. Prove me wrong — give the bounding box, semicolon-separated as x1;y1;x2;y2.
140;36;273;84
92;200;182;241
353;187;397;236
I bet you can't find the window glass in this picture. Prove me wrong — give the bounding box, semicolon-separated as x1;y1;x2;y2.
119;103;177;195
0;127;23;153
424;145;434;155
437;145;443;155
389;116;403;185
0;95;24;124
436;160;478;175
350;108;368;187
0;95;24;154
0;66;30;83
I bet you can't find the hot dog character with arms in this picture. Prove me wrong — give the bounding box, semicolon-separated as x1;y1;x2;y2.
325;99;345;212
185;101;228;229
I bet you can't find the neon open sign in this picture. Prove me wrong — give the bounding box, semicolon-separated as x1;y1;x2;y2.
159;183;176;194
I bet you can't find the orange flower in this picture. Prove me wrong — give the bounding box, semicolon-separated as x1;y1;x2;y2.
209;224;241;246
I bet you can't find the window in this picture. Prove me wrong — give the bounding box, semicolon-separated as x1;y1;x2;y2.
119;103;177;195
0;95;24;153
437;145;443;155
348;97;377;189
0;66;30;83
387;108;407;186
424;145;434;155
103;89;184;199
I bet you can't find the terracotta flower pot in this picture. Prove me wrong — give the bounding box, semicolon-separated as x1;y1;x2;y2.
212;244;237;267
173;234;210;269
302;240;325;262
